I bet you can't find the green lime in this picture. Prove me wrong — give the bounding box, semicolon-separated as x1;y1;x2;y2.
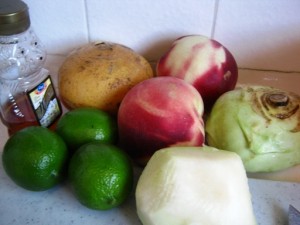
2;126;68;191
68;142;133;210
55;108;118;152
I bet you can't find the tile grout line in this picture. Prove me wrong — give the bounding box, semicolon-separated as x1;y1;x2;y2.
210;0;220;39
46;51;300;75
83;0;91;43
239;67;300;74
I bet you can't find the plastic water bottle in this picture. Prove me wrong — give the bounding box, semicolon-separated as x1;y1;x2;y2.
0;0;62;135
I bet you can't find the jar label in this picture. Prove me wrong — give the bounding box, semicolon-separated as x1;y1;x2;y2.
27;75;62;127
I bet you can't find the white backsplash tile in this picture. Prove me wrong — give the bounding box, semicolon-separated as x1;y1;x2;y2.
24;0;89;55
20;0;300;72
214;0;300;72
86;0;216;61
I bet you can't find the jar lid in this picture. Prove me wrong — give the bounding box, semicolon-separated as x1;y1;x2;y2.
0;0;30;35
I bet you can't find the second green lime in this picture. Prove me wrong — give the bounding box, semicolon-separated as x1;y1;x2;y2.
55;108;118;152
68;142;134;210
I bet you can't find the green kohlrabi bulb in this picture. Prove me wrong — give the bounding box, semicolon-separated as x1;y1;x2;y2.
205;85;300;172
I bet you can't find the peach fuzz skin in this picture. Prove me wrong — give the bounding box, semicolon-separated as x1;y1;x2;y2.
118;77;205;165
157;35;238;110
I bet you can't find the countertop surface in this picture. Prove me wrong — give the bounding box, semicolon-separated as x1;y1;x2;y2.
0;164;300;225
0;55;300;225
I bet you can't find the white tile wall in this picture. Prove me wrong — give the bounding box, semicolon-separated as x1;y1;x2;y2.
23;0;300;73
86;0;215;61
25;0;89;55
214;0;300;72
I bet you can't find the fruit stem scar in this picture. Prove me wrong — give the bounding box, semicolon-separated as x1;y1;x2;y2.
267;93;289;107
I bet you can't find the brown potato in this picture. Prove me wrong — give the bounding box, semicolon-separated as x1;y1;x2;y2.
58;42;154;115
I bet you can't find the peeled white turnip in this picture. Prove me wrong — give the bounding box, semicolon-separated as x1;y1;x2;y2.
136;146;257;225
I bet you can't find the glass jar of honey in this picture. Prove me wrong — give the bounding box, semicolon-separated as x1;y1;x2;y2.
0;0;62;135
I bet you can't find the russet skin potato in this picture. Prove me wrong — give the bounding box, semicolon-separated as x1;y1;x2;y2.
156;35;238;109
118;77;205;165
58;42;154;115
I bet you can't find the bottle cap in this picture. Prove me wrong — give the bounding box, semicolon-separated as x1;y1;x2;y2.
0;0;30;35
